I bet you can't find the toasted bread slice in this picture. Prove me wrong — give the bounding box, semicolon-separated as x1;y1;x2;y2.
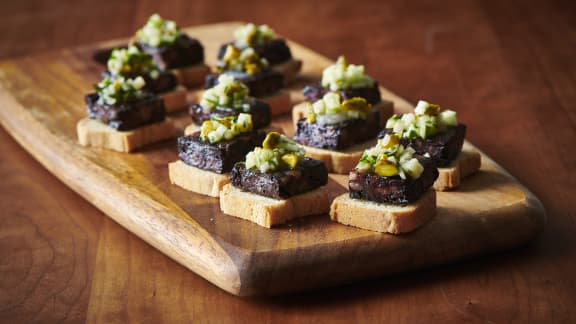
434;148;482;191
300;140;376;174
272;59;302;83
172;63;211;88
168;160;229;197
161;85;188;113
77;117;175;152
291;100;394;128
219;184;330;228
330;190;436;234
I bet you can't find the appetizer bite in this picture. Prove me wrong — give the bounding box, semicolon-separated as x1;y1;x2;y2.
381;100;481;190
220;132;330;228
135;14;209;88
105;45;187;112
187;75;271;134
292;92;381;174
77;76;175;152
169;114;265;197
205;44;291;116
292;56;393;126
330;134;439;234
217;23;302;82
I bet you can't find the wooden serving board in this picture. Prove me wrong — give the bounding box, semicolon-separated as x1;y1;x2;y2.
0;22;545;296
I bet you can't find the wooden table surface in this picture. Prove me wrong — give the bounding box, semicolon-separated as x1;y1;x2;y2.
1;0;574;322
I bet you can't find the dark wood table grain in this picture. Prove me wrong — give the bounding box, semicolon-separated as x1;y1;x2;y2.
1;0;574;322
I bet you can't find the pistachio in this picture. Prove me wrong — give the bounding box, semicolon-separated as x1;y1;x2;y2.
341;97;371;114
262;131;281;149
281;153;299;169
381;134;400;148
223;45;241;62
374;161;399;177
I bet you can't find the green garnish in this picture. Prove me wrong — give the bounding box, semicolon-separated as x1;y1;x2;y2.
321;56;375;91
217;44;269;75
200;75;250;112
136;14;181;47
200;113;253;144
385;100;459;140
107;45;158;78
245;132;305;173
233;23;276;47
355;134;424;179
306;92;372;125
94;76;146;105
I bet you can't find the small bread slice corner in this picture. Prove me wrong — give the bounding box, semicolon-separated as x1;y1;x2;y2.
184;123;200;135
161;85;188;113
219;184;330;228
330;190;436;234
434;148;482;191
77;117;175;152
172;63;211;88
291;99;394;129
272;59;303;83
168;160;229;197
300;140;376;174
291;101;307;127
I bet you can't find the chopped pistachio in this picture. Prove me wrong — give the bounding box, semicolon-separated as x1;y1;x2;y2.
341;98;372;114
223;45;241;62
380;133;399;148
262;131;280;149
374;161;399;177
